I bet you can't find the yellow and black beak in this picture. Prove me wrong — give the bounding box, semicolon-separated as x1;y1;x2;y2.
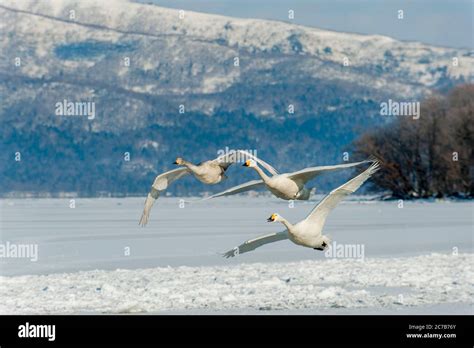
267;214;276;222
242;160;251;167
173;161;178;164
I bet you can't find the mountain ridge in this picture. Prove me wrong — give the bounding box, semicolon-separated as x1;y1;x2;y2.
0;0;472;196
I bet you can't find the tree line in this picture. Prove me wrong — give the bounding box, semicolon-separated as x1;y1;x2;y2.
353;84;473;198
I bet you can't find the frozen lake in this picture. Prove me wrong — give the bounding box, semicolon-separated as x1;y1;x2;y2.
0;197;473;314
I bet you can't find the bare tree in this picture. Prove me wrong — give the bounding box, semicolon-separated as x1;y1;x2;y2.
353;84;473;198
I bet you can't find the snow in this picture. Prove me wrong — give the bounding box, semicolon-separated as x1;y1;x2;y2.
0;253;472;314
201;74;238;94
1;0;472;92
0;197;472;314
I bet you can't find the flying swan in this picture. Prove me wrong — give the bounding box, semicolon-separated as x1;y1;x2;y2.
139;150;276;226
201;156;372;201
223;161;380;257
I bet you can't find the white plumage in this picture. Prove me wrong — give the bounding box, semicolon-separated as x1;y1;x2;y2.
139;150;275;226
223;161;380;257
204;157;373;201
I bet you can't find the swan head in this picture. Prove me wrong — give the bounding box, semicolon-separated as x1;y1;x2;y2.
173;157;184;165
242;159;257;168
267;213;281;222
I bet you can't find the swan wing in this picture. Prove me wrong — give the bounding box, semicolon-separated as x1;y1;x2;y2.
200;179;265;201
139;192;159;226
235;150;279;175
223;231;289;258
213;150;278;175
287;159;372;184
139;167;190;226
304;161;380;227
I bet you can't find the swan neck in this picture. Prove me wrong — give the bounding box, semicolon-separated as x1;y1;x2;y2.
181;160;197;171
279;218;293;231
252;164;270;182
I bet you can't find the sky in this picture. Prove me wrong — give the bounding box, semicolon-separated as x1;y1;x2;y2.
137;0;473;48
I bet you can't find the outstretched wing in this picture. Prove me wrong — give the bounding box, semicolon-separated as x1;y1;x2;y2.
223;231;289;258
304;161;380;227
200;179;265;201
139;191;159;226
213;150;278;175
287;159;372;184
139;167;190;226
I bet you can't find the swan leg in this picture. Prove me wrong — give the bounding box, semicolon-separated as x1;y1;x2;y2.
313;241;328;251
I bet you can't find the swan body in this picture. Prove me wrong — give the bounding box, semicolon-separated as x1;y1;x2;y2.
257;171;315;200
223;161;380;257
261;174;301;200
139;150;276;226
203;158;372;201
175;158;227;185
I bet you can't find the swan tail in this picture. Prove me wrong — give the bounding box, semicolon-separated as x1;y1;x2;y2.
323;234;332;248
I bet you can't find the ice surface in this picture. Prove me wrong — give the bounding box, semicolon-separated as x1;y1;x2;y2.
0;197;472;314
0;253;472;314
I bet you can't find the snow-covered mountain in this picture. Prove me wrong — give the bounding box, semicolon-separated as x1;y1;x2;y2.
0;0;472;195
